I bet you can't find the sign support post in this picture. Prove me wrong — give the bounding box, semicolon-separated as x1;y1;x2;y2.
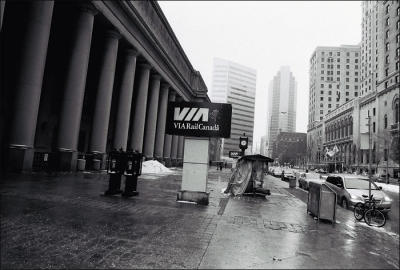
177;137;210;205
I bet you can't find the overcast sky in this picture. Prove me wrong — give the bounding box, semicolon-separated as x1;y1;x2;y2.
159;1;362;146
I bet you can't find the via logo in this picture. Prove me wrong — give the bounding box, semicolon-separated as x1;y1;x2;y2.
174;107;209;122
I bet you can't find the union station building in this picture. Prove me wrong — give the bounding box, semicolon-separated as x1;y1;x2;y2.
0;1;210;172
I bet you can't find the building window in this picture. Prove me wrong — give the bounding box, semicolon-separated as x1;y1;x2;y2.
328;104;331;108
346;52;350;57
337;52;340;56
328;91;332;95
320;90;324;94
346;92;349;96
346;78;350;82
346;85;349;89
386;30;390;39
373;108;376;116
394;98;399;123
328;97;332;101
386;17;390;26
386;55;389;64
346;65;350;69
386;68;389;77
321;77;324;80
321;64;324;68
320;97;324;101
397;34;400;44
355;92;358;97
386;43;389;51
321;84;324;88
329;84;332;89
337;65;340;69
384;114;388;129
386;5;390;14
373;122;376;133
384;149;388;161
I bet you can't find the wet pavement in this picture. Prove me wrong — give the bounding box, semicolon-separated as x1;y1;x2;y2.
1;169;399;269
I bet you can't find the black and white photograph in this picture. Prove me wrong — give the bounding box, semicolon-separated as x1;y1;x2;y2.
0;0;399;269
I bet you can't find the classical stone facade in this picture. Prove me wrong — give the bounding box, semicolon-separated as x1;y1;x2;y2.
0;1;210;172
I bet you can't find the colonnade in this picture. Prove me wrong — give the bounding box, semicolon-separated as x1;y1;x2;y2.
2;1;190;171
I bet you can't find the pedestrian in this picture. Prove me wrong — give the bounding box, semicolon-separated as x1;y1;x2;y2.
219;162;223;171
224;161;227;169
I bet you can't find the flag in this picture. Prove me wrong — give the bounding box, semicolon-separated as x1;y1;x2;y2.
333;145;339;154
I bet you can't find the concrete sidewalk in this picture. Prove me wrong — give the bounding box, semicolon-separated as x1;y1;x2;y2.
1;170;399;269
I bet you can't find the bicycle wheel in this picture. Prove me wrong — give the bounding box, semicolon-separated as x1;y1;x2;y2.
364;209;386;227
353;202;365;221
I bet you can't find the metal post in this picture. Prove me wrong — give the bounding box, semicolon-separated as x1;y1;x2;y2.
367;115;372;199
386;139;389;184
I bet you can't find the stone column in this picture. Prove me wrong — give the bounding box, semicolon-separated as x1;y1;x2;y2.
130;62;151;153
7;2;54;171
113;49;138;151
170;95;182;164
56;4;97;171
177;136;184;166
89;30;120;166
0;0;5;31
163;91;176;166
171;133;179;164
143;74;161;159
154;82;169;160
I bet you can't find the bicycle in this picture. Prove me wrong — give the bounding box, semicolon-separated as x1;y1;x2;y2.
353;195;386;227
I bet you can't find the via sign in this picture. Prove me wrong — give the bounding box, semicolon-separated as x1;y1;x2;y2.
166;102;232;138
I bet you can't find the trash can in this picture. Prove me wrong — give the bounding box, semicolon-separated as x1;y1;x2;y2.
289;177;296;188
92;159;101;170
307;181;337;223
77;158;86;171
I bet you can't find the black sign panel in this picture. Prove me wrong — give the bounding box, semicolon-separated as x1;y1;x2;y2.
165;102;232;138
229;151;242;158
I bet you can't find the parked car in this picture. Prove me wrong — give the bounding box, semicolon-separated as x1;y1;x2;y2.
281;169;295;182
298;172;322;190
272;167;283;177
324;174;392;212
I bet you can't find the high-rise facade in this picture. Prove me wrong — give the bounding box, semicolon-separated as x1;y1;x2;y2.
210;58;256;157
306;1;399;176
308;45;361;126
266;66;297;157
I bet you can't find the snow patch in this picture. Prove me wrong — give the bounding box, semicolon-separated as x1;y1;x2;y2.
141;160;173;174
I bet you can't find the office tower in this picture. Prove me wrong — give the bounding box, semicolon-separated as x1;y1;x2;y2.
210;58;257;157
267;66;297;157
308;45;361;126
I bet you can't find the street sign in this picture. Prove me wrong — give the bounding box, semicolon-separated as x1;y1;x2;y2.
229;151;242;158
165;102;232;138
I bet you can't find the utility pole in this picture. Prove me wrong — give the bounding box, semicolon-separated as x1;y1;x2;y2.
367;114;372;199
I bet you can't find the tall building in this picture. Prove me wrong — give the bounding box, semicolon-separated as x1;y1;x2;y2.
266;66;297;157
308;45;361;126
210;58;256;157
306;1;399;176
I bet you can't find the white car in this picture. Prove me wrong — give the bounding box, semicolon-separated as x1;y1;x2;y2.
324;174;392;212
